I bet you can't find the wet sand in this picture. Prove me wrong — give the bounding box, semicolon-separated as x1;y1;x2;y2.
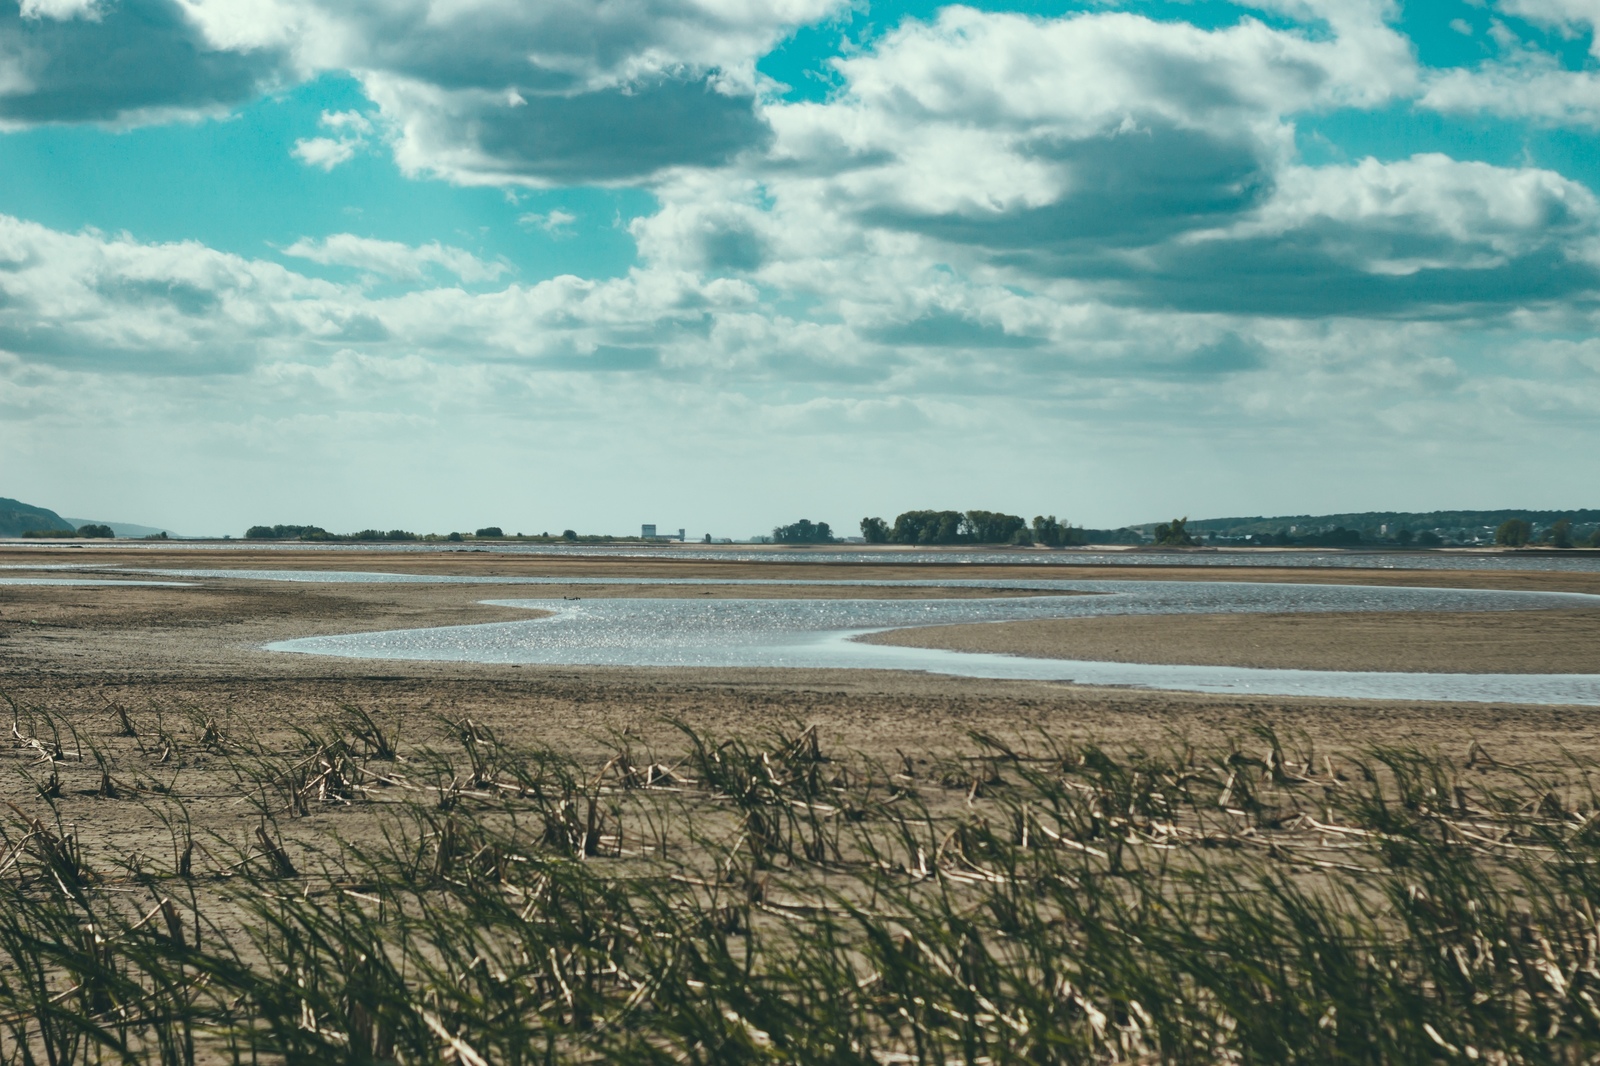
8;542;1600;593
858;609;1600;674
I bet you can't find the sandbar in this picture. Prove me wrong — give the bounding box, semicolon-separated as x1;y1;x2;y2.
856;608;1600;674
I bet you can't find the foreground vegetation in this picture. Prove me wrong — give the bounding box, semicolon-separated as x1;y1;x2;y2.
2;694;1600;1063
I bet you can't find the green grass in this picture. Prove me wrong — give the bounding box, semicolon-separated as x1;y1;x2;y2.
0;695;1598;1063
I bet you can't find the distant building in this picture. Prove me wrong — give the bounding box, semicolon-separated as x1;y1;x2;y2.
641;524;686;541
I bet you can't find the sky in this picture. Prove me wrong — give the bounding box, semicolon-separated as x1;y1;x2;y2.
0;0;1598;537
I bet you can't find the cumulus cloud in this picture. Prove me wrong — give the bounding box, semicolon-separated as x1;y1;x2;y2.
281;235;508;283
365;70;770;185
519;210;578;237
4;2;1600;531
747;6;1415;260
291;108;371;170
6;205;1600;538
0;0;846;182
620;6;1596;318
1096;154;1600;314
1422;65;1600;126
0;214;342;372
1498;0;1600;54
0;0;284;126
180;0;847;184
1410;1;1600;125
0;214;764;378
291;135;356;170
18;0;99;20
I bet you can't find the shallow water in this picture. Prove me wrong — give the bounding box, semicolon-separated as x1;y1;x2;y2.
46;567;1600;606
268;584;1600;704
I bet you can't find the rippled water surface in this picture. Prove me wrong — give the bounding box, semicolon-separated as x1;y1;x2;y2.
269;583;1600;704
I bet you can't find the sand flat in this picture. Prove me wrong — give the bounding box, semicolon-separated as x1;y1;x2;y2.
4;545;1600;773
6;544;1600;594
857;608;1600;674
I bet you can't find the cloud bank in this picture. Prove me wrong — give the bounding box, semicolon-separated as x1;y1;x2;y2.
2;0;1599;531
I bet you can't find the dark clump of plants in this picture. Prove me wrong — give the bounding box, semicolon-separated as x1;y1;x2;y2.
0;694;1598;1064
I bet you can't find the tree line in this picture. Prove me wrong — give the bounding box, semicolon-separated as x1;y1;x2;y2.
245;525;420;542
1494;518;1600;548
244;525;609;543
777;511;1086;546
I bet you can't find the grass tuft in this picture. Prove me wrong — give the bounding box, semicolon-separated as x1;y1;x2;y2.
0;696;1597;1062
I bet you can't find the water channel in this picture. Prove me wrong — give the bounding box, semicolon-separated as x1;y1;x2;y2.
261;580;1600;705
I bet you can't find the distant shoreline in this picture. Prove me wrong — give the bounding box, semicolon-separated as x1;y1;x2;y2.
4;535;1596;556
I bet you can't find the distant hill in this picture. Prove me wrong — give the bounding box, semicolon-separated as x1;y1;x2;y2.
1172;510;1600;539
63;518;174;538
0;497;73;537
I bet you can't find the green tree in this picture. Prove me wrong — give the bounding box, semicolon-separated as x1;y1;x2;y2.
859;517;889;544
75;523;114;539
1495;519;1532;547
245;524;328;540
1031;515;1084;547
1152;516;1197;547
1546;518;1574;549
890;510;965;544
963;510;1029;544
774;519;835;544
475;527;503;538
562;529;578;540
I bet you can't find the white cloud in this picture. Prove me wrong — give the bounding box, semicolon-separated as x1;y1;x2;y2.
291;136;355;170
0;0;845;180
179;0;850;184
621;8;1593;319
291;108;372;170
1412;2;1600;125
3;209;1600;534
18;0;99;20
4;1;1600;531
1498;0;1600;56
1422;64;1600;125
519;210;577;236
0;0;284;127
1208;154;1600;271
820;6;1413;132
282;235;508;283
318;108;369;134
748;5;1418;248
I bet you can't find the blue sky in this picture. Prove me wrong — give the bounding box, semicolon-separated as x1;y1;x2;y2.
0;0;1597;536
